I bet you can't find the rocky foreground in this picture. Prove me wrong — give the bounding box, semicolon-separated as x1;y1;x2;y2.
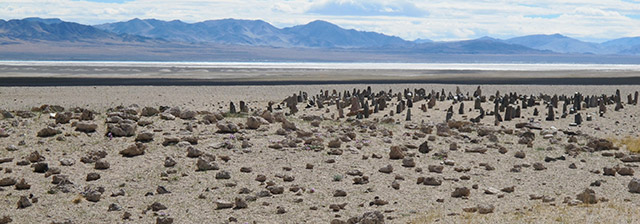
1;85;640;223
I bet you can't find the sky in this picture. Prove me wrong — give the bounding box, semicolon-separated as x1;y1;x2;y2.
2;0;640;42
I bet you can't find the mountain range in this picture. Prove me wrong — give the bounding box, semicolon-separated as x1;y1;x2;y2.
2;17;640;62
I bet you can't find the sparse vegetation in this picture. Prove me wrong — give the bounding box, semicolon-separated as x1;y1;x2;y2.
610;136;640;153
332;174;343;182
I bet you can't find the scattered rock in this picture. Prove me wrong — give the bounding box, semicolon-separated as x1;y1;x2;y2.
333;190;347;197
215;170;231;179
451;187;470;198
618;167;634;176
149;202;167;211
37;127;61;137
156;217;174;224
418;141;431;153
533;162;546;171
75;122;98;133
0;177;17;186
95;159;110;170
164;157;176;167
15;178;30;190
135;131;154;142
477;204;495;214
628;178;640;193
379;165;393;174
120;143;146;157
576;188;597;204
389;146;405;160
86;172;101;181
215;200;234;209
17;196;31;209
196;156;219;171
428;165;444;173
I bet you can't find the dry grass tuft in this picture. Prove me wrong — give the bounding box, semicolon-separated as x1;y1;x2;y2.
610;136;640;153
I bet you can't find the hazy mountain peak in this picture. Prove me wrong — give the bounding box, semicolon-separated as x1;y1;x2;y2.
23;17;64;25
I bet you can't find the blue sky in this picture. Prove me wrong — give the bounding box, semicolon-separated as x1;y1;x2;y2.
3;0;640;42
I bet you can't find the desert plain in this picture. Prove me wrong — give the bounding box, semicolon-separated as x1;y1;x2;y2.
1;64;640;224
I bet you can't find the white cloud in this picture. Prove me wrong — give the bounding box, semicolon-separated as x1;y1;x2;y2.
1;0;640;42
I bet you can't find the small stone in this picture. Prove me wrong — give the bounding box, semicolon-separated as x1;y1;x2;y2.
268;186;284;194
618;167;634;176
484;187;500;195
60;158;75;166
628;178;640;193
164;157;176;167
533;162;546;170
157;186;171;194
501;186;515;193
328;139;341;148
333;190;347;197
451;187;470;198
0;177;16;186
276;206;286;214
402;158;416;167
419;141;431;153
603;167;616;176
84;190;102;202
31;162;49;173
86;172;101;181
0;215;12;224
215;170;231;179
428;165;444;173
187;147;203;158
15;178;30;190
514;151;526;159
75;122;98;133
108;203;121;211
37;127;61;137
120;143;146;157
149;202;167;211
215;200;234;209
17;196;31;209
423;177;442;186
240;167;253;173
135;132;154;142
6;145;18;151
94;159;110;170
477;204;494;214
391;181;400;190
234;197;248;209
576;188;597;204
389;146;405;159
196;156;218;171
378;165;393;174
156;217;174;224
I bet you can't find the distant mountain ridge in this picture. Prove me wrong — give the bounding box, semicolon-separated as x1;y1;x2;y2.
0;18;153;43
2;17;640;60
96;18;409;48
95;18;640;55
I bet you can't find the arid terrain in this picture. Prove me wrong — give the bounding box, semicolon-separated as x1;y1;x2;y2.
1;74;640;223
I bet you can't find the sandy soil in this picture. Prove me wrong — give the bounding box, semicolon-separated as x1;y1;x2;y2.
1;78;640;223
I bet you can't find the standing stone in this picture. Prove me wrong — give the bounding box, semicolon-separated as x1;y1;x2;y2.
575;113;582;125
458;103;464;115
229;102;237;114
504;106;513;121
428;96;436;109
239;101;248;113
363;101;370;118
405;109;411;121
546;105;555;121
474;98;481;110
